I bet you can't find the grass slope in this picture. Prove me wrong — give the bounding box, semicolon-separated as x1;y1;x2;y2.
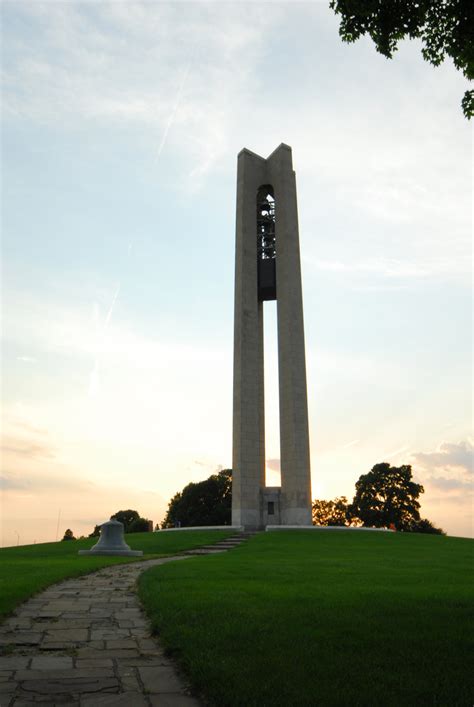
0;530;232;620
139;531;473;707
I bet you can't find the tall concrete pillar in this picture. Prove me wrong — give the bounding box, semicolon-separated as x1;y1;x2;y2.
232;144;312;529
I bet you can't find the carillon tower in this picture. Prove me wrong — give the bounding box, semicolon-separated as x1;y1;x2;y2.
232;144;312;529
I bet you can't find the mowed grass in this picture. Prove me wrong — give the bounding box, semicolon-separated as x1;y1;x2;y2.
139;531;474;707
0;530;232;620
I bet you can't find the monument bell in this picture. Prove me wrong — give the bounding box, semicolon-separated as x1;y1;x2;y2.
232;144;312;529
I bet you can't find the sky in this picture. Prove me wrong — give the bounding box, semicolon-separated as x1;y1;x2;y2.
1;1;472;546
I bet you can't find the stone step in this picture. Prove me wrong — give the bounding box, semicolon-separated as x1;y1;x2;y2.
181;532;260;556
197;544;241;550
183;549;226;555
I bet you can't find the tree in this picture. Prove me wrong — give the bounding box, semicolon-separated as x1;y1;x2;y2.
89;525;101;538
405;517;445;534
162;468;232;528
312;496;353;525
110;510;141;532
61;528;75;541
330;0;474;118
128;517;151;533
89;510;150;536
350;463;424;530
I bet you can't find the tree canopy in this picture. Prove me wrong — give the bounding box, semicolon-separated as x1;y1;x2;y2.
312;496;354;526
89;510;151;537
61;528;75;541
128;517;151;533
161;468;232;528
110;510;141;531
161;463;442;533
313;464;444;533
350;462;424;530
330;0;474;118
404;517;445;534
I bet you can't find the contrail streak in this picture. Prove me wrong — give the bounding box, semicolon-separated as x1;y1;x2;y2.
341;439;359;450
382;445;410;459
88;283;121;397
154;59;193;164
105;282;121;329
88;52;194;398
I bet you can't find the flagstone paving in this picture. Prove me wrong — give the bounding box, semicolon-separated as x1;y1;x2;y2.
0;556;200;706
0;533;254;707
0;534;253;706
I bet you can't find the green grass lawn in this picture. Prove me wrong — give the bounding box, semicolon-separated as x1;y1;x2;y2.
139;530;474;707
0;530;232;620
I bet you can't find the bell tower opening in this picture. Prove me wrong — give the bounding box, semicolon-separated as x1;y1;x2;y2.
257;185;276;301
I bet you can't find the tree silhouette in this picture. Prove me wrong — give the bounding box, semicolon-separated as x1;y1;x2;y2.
330;0;474;118
350;463;424;530
162;469;232;528
89;525;101;538
109;510;150;533
61;528;76;541
312;496;353;526
405;517;445;534
128;517;150;533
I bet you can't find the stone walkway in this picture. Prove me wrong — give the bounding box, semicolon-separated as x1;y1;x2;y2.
0;556;201;706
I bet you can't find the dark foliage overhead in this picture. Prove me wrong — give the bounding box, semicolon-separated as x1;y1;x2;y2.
330;0;474;117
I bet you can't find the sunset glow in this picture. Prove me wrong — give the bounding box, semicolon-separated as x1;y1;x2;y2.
2;2;472;544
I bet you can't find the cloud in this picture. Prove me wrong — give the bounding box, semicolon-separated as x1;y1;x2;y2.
411;440;473;515
0;474;28;491
0;470;90;493
304;256;467;281
8;419;48;436
2;2;282;187
428;476;472;492
1;436;56;460
266;459;280;472
412;440;473;475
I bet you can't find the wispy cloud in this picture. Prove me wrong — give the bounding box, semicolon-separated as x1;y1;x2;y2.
0;474;28;491
304;255;469;282
427;476;472;492
412;440;473;475
382;445;411;460
1;436;56;460
2;2;280;187
411;440;473;521
0;470;91;493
